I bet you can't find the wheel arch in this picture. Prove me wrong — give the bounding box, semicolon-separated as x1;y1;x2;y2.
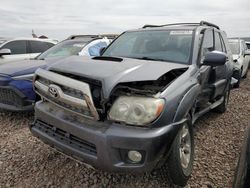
173;84;200;123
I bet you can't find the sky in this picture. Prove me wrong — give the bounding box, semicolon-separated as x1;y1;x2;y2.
0;0;249;40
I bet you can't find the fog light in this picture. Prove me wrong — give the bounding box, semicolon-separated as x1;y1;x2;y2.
128;150;142;163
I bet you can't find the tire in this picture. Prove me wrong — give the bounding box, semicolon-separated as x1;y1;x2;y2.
233;127;250;188
213;83;230;113
234;69;242;88
164;115;194;186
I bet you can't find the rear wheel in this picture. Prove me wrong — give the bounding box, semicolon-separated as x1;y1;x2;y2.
166;116;194;186
234;69;242;88
233;127;250;188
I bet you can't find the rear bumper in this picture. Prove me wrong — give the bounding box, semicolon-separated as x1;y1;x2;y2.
30;101;185;173
0;86;33;111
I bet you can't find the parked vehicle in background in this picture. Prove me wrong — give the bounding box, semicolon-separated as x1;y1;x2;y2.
246;41;250;68
0;35;116;111
246;41;250;50
30;21;233;186
0;38;57;65
233;127;250;188
228;38;250;87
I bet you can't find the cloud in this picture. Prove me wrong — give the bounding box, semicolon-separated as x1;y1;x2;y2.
0;0;249;39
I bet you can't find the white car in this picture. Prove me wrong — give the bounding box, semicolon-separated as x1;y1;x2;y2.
246;41;250;68
0;38;57;65
228;38;250;87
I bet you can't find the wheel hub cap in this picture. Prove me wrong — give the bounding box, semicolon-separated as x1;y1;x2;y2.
179;124;191;169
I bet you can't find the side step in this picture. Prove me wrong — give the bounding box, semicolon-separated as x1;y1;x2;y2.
192;97;224;124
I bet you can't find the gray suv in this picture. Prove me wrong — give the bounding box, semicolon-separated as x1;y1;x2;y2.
30;21;233;186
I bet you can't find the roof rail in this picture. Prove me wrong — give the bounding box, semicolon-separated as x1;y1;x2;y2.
142;23;199;29
199;21;220;29
67;35;100;40
67;34;118;40
142;21;220;30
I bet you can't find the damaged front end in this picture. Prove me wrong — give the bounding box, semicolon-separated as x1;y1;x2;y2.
109;68;188;97
33;67;187;126
106;68;187;126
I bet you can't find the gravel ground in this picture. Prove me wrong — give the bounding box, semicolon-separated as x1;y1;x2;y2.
0;74;249;188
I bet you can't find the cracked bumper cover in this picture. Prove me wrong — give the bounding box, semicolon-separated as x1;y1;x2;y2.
30;101;185;173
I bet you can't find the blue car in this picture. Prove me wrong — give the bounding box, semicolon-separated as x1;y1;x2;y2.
0;35;115;111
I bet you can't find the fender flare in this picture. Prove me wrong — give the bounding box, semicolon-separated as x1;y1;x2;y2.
173;84;200;122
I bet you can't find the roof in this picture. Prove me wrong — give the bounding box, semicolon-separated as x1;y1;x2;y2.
67;34;118;40
141;21;220;30
0;37;58;44
124;21;221;33
134;25;198;32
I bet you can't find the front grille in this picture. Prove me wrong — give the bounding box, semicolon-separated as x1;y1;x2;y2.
35;120;97;156
38;77;86;100
51;71;103;108
0;88;24;107
34;69;100;120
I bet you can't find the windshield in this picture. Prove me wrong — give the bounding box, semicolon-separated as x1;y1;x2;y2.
229;41;240;54
37;40;86;60
102;30;193;64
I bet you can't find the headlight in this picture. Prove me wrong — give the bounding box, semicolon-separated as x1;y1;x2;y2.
12;74;34;81
108;96;165;126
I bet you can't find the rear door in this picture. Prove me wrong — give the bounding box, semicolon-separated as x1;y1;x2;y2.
198;29;229;102
28;40;54;59
0;40;29;64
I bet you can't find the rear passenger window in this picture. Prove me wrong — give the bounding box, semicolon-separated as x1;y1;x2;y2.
1;40;27;54
219;34;227;53
29;41;54;53
214;32;223;52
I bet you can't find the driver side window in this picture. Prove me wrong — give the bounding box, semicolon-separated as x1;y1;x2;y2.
1;40;27;55
199;29;214;63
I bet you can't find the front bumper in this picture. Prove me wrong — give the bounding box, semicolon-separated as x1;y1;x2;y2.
0;86;33;111
30;101;185;173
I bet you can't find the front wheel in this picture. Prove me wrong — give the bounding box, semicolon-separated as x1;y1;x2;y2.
167;116;194;186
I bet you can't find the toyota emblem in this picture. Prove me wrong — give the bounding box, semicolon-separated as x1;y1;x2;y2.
48;85;59;98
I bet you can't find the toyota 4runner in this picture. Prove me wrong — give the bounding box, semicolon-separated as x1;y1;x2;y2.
30;21;233;186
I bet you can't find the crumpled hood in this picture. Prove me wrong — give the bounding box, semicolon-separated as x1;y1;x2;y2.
0;57;62;77
48;56;189;98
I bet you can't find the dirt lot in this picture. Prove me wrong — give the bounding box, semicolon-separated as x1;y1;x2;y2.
0;75;249;188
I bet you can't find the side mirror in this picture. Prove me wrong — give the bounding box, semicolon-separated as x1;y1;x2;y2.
0;48;11;56
99;47;106;56
203;51;227;66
